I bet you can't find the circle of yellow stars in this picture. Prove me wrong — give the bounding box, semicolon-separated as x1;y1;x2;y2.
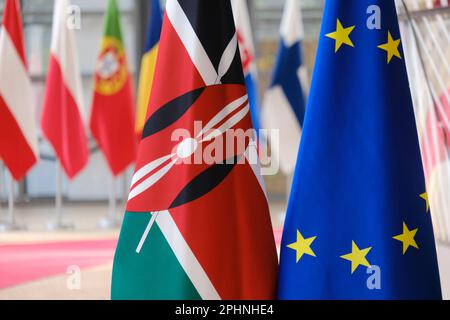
286;192;429;274
325;18;402;64
286;16;430;273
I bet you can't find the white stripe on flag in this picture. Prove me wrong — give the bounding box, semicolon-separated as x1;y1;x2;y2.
231;0;256;56
231;0;258;76
166;0;218;85
50;0;85;118
136;211;161;254
280;0;304;47
262;86;301;175
0;30;38;157
156;211;221;300
217;32;238;82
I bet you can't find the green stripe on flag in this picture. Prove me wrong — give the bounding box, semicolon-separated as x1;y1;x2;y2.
103;0;124;41
112;212;202;300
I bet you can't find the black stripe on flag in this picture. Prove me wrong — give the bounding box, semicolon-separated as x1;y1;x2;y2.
177;0;244;85
169;155;240;209
142;87;205;139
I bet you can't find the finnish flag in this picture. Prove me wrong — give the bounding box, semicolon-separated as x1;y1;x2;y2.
262;0;309;174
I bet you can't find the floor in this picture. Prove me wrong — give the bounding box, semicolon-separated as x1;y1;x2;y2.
0;203;120;300
0;202;449;300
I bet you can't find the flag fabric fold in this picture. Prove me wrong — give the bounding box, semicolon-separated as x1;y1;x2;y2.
278;0;441;299
90;0;137;176
112;0;278;300
262;0;308;175
135;0;163;136
41;0;89;179
0;0;39;181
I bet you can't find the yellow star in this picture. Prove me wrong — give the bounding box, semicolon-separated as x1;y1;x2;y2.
340;241;372;274
420;192;430;213
393;222;419;255
377;31;402;63
287;230;317;263
325;19;355;52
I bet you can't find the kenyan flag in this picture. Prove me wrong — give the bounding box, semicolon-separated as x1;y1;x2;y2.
111;0;278;300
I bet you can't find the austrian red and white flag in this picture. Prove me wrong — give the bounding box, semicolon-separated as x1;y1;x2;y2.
112;0;278;300
0;0;39;181
41;0;89;179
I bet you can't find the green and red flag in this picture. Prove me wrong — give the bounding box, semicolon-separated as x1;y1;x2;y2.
112;0;278;300
90;0;137;176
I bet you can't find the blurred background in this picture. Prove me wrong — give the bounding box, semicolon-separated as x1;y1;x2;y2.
0;0;324;206
0;0;449;300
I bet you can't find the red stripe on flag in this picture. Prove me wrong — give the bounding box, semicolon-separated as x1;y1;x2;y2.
170;163;278;300
146;15;205;118
90;76;137;176
41;55;89;179
0;95;37;181
1;0;27;67
127;85;249;212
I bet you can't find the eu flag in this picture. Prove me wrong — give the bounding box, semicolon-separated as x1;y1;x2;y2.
278;0;442;300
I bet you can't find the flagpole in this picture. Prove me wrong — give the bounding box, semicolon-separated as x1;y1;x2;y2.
420;17;450;76
286;172;294;203
275;172;294;225
405;1;450;242
46;161;74;230
7;173;14;225
98;173;121;229
435;15;450;43
0;168;26;232
109;175;117;221
411;21;450;103
408;23;446;242
419;15;450;242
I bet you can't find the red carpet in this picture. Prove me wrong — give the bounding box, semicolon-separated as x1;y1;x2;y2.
0;239;117;289
0;229;283;290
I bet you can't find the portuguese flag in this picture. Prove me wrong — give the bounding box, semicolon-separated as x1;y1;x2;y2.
111;0;278;300
90;0;136;176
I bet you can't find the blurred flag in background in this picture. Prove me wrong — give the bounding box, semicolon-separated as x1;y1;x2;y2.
401;0;450;243
41;0;89;179
0;0;39;181
278;0;441;299
232;0;262;136
90;0;137;176
262;0;309;175
135;0;163;136
112;0;277;300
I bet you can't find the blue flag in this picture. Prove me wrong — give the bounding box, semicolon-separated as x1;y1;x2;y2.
262;0;309;174
278;0;442;300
